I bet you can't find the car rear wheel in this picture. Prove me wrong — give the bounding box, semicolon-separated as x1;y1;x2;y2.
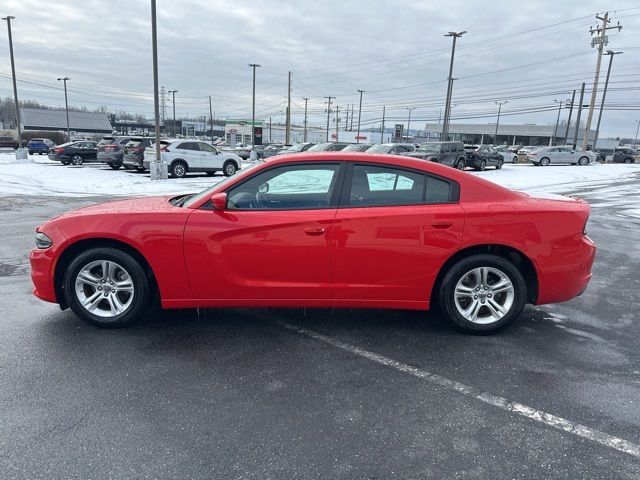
170;161;187;178
540;157;550;166
512;155;518;163
28;151;33;155
71;155;84;166
578;156;589;166
223;161;238;177
455;159;465;170
439;254;527;333
625;158;633;164
108;162;121;170
496;160;503;169
476;160;486;171
63;247;151;327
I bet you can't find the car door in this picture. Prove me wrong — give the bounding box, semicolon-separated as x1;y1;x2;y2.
331;163;464;307
197;142;224;170
183;162;344;303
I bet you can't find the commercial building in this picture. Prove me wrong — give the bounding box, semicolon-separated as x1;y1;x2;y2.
21;108;112;136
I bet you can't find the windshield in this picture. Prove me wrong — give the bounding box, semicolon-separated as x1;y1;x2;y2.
417;143;441;153
307;143;331;152
285;143;309;153
366;144;391;153
183;162;263;208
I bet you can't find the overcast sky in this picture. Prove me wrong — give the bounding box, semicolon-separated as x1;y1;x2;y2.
1;0;639;138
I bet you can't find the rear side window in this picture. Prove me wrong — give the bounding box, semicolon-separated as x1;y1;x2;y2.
178;142;199;151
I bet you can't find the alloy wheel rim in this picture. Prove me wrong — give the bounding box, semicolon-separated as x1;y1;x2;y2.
75;260;134;318
225;164;235;175
175;164;185;176
453;267;514;325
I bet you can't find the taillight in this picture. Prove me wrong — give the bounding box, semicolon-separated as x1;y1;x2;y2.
54;147;64;154
161;145;170;152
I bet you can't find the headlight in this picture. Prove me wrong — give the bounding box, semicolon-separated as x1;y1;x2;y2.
35;232;53;249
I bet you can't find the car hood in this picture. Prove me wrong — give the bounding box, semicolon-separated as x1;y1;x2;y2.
48;195;183;222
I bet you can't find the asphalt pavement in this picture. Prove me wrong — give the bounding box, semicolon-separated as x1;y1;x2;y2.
0;178;639;479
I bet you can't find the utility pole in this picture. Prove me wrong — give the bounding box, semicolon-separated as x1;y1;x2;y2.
324;96;334;142
249;63;261;147
344;104;349;131
269;117;272;143
564;89;576;143
160;85;166;126
442;31;466;141
335;105;340;142
168;90;177;137
572;83;586;149
405;107;416;142
380;105;386;143
350;104;354;130
635;120;640;146
302;97;309;142
208;96;214;143
3;16;24;152
582;13;622;150
593;50;622;149
285;70;292;145
494;101;508;144
57;77;71;141
149;0;166;179
552;100;563;146
356;89;364;143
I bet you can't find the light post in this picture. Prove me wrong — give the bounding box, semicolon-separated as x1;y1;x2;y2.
405;107;416;142
249;63;261;147
168;90;177;137
356;89;364;143
593;50;622;149
302;97;309;142
634;120;639;147
149;0;166;180
57;77;71;141
552;99;563;146
494;101;508;144
442;31;466;141
3;15;26;159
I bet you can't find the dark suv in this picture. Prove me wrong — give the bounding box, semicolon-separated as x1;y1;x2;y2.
0;136;19;149
122;137;154;171
406;141;466;169
96;136;132;169
464;145;504;171
612;147;637;164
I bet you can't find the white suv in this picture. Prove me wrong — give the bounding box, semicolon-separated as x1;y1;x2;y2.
144;140;243;178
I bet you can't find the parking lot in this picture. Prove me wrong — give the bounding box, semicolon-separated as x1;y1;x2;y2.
1;160;639;478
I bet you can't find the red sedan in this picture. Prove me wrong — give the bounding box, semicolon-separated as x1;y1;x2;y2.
30;153;596;333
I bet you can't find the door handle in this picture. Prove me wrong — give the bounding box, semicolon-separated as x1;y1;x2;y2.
431;220;453;229
304;227;326;236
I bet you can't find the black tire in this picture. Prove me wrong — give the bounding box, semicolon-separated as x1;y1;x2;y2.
625;158;632;164
477;160;486;171
496;160;503;170
578;156;589;166
136;166;146;172
438;254;527;333
540;157;550;166
512;155;518;164
455;159;465;170
62;247;152;327
206;171;217;176
170;161;188;178
61;160;70;165
71;155;84;166
28;151;33;155
108;162;121;170
223;160;238;177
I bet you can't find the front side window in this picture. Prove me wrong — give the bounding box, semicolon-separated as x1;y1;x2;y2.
227;164;340;210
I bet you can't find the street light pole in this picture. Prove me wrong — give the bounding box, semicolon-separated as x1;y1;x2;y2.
149;0;166;180
635;120;640;147
168;90;177;137
249;63;261;147
405;107;416;142
3;16;24;153
552;99;563;146
356;89;364;143
302;97;309;142
324;96;334;142
442;30;466;141
57;77;71;141
593;50;622;150
494;101;508;144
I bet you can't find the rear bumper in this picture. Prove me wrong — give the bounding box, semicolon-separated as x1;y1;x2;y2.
123;156;144;168
535;235;596;305
97;152;123;163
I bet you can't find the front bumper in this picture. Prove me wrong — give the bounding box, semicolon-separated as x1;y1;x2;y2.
30;247;58;304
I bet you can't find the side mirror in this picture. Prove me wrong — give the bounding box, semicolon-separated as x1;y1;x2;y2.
210;192;227;210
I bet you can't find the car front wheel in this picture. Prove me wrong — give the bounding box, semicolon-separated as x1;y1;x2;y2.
540;157;550;166
512;155;518;163
71;155;84;166
223;161;238;176
578;156;589;166
496;160;503;169
455;159;465;170
439;254;527;333
63;247;152;327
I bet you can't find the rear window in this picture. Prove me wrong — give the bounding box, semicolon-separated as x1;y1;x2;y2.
29;138;44;142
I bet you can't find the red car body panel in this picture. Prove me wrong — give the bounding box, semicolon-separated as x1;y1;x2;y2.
30;152;596;312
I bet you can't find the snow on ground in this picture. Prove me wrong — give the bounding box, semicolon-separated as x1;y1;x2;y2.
0;151;639;198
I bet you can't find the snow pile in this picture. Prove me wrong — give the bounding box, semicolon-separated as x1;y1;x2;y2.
0;152;639;198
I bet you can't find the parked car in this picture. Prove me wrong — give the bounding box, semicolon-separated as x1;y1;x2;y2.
494;145;519;163
612;147;637;164
593;147;615;162
96;136;132;169
341;143;372;152
27;138;54;155
306;142;350;152
143;139;242;178
262;145;284;158
48;141;98;165
0;136;19;149
30;152;596;333
365;143;416;155
527;146;593;166
465;145;504;170
276;143;315;155
517;146;538;155
122;137;155;171
405;141;466;169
